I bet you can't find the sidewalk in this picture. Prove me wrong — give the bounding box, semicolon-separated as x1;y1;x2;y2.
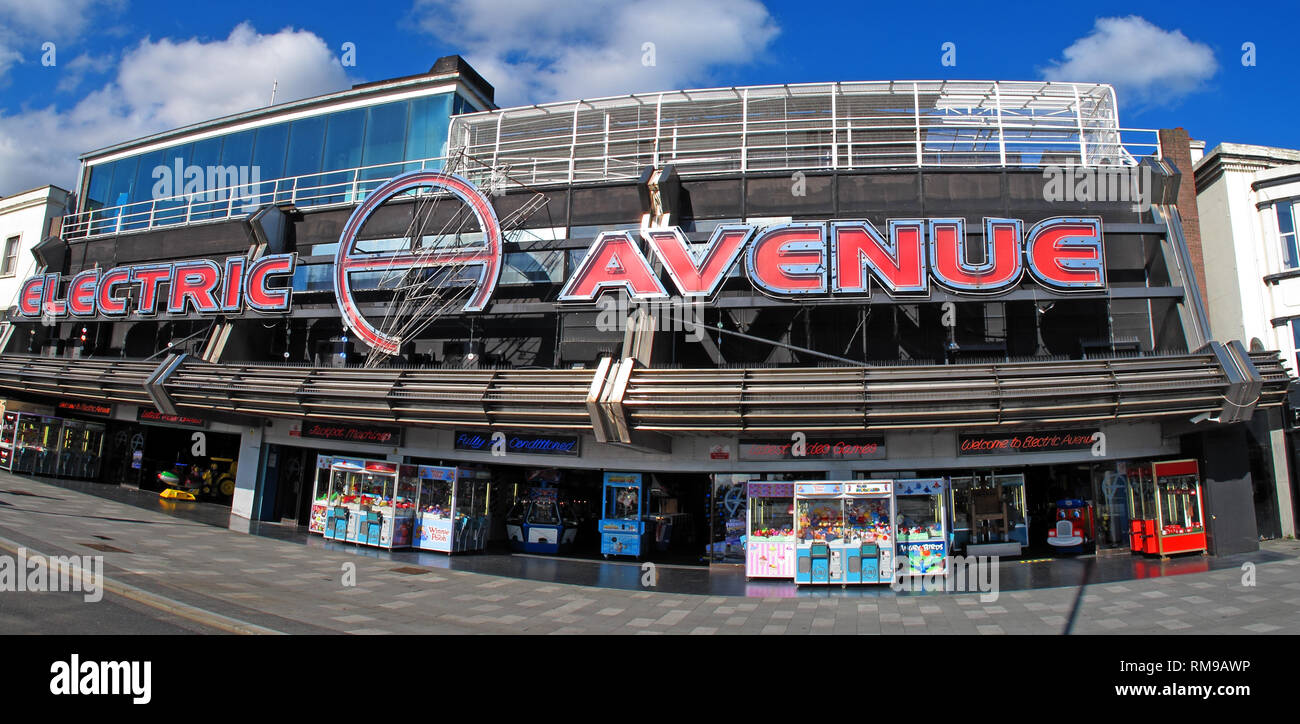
2;471;1298;635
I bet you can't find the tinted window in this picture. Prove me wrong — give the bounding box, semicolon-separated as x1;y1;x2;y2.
405;94;453;164
323;108;365;171
251;122;288;182
219;129;254;169
285;116;326;177
362;101;408;170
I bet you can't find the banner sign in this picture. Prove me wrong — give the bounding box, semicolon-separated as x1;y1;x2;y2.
739;436;886;461
958;430;1098;455
453;430;580;456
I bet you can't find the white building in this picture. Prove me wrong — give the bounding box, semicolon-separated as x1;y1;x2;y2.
0;186;73;351
1195;144;1300;372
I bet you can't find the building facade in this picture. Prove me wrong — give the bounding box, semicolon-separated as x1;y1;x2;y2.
0;65;1292;564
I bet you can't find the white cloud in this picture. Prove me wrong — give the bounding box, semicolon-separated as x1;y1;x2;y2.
0;23;350;196
0;0;117;40
410;0;780;105
1042;16;1217;105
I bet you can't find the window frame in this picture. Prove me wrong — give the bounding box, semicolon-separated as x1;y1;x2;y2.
1;235;19;277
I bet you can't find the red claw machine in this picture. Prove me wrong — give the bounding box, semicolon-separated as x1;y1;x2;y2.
1128;459;1207;557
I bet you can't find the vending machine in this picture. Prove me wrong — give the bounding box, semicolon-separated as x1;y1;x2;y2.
1128;459;1207;556
794;481;895;585
599;472;648;558
895;478;949;576
745;482;794;579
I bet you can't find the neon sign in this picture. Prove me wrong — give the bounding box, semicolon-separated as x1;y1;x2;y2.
17;254;296;318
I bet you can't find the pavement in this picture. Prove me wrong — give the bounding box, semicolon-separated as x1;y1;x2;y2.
2;470;1299;635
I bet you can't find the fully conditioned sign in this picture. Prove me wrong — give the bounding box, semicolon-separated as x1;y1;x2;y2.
958;430;1098;455
739;436;886;460
454;430;580;456
17;254;296;319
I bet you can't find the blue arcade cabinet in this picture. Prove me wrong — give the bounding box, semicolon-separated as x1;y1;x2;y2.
599;472;649;558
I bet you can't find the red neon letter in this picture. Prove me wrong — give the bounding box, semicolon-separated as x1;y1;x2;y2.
131;266;173;314
67;270;99;316
745;223;827;296
559;231;667;301
168;260;222;314
1025;218;1105;290
245;254;296;312
18;277;44;316
930;218;1023;293
41;273;66;317
96;268;131;316
643;225;752;298
831;220;927;295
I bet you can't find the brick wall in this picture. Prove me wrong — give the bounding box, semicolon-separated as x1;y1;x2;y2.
1159;127;1209;309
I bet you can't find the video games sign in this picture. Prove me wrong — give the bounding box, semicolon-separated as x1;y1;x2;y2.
739;436;886;461
958;430;1097;455
57;400;113;418
138;408;207;429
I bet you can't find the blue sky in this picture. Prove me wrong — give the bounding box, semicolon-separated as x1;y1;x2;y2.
0;0;1295;196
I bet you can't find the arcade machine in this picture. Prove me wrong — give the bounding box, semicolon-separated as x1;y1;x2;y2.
600;472;649;558
1128;459;1206;557
0;411;14;470
1047;499;1095;553
506;486;579;554
745;482;794;579
323;459;408;546
794;481;895;585
56;419;105;480
843;481;895;584
413;466;491;554
310;455;361;534
895;478;949;576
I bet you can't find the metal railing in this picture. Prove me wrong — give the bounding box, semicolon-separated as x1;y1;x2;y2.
450;80;1161;186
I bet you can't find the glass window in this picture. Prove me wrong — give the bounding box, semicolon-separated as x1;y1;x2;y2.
152;143;194;226
316;108;365;204
283;115;327;201
250;122;289;205
2;236;18;276
405;94;453;168
361;101;409;181
1278;201;1298;270
105;155;139;209
186;137;224;219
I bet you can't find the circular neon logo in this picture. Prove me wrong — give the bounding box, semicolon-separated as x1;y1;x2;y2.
333;170;503;356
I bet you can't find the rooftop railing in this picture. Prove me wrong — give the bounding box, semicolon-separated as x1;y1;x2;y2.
63;80;1161;241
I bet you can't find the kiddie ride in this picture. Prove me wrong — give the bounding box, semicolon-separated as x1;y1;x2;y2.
157;457;238;501
793;481;895;585
1047;499;1095;553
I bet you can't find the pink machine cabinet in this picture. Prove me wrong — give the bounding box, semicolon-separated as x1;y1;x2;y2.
745;482;795;578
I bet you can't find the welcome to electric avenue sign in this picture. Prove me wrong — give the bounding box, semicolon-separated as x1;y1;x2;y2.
20;171;1108;356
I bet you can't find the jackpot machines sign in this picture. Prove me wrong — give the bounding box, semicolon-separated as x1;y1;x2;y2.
22;171;1108;356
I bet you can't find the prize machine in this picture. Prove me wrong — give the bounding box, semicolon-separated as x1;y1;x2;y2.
599;472;650;558
1128;460;1207;556
56;419;105;480
414;466;491;554
1;412;17;470
506;486;579;554
894;478;949;576
321;460;416;548
1047;499;1095;553
11;414;60;476
310;455;361;534
745;482;795;579
793;481;895;585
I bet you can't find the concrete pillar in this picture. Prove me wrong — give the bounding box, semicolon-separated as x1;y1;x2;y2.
228;424;264;526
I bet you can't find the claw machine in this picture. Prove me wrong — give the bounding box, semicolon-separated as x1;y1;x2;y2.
452;467;492;553
794;481;895;585
320;459;411;548
843;481;895;584
600;472;649;558
1128;459;1206;556
413;465;491;554
895;478;948;577
745;482;794;578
